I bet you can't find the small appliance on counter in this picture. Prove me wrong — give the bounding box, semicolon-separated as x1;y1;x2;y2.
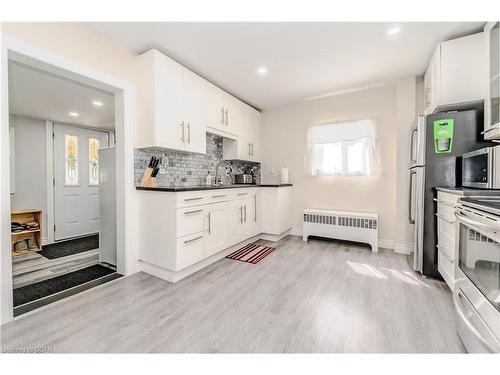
454;197;500;353
234;173;253;184
462;145;500;189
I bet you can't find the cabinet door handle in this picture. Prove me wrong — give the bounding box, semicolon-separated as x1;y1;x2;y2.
184;197;203;202
211;194;226;198
184;236;203;244
238;192;248;196
240;205;243;223
248;142;251;156
225;109;229;125
221;107;225;124
436;213;455;224
181;121;185;143
251;142;254;156
254;195;257;222
187;123;191;144
184;209;203;215
207;212;211;234
244;204;247;223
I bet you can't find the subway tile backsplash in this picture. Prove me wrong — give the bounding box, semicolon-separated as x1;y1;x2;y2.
134;133;261;186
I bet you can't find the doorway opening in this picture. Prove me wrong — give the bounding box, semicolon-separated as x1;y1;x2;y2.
8;59;121;316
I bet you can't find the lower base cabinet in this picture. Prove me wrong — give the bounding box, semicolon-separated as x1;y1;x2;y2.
138;187;262;273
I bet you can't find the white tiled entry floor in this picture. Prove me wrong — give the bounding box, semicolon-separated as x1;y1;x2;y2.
1;236;465;353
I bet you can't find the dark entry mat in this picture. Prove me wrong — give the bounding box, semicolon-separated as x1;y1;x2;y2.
38;234;99;259
13;264;115;307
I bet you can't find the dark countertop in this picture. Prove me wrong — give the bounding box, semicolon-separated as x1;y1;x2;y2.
435;186;500;196
136;183;293;192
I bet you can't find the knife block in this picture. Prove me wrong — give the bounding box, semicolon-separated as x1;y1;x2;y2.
140;167;157;188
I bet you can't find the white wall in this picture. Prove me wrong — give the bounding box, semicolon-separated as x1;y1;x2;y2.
9;115;48;241
261;83;398;244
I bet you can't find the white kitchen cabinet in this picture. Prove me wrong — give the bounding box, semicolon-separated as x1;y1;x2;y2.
204;202;228;258
261;186;293;239
222;104;262;162
483;22;500;140
138;187;267;278
205;81;226;131
136;49;206;153
435;191;460;290
424;32;486;115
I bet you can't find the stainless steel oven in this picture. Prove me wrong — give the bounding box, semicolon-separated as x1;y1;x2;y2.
455;197;500;353
462;146;500;189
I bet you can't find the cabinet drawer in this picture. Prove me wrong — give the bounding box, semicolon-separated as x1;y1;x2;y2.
437;202;456;223
177;207;205;238
176;191;206;208
177;232;204;270
436;215;456;261
438;249;455;290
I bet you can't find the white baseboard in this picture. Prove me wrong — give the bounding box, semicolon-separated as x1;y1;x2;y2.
394;243;414;255
139;234;261;283
378;239;394;250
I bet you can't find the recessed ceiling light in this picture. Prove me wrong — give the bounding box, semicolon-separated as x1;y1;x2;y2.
92;100;103;107
257;67;268;75
387;27;400;36
68;112;79;117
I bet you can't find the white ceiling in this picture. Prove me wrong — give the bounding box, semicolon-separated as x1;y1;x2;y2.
9;61;115;129
90;22;485;110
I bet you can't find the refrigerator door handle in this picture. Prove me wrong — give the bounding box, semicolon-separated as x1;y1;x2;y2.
408;170;416;224
409;127;418;165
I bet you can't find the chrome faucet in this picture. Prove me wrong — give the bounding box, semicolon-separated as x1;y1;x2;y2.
215;160;234;185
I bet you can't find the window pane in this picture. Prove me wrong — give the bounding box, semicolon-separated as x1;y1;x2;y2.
89;138;100;185
65;134;78;185
347;142;365;174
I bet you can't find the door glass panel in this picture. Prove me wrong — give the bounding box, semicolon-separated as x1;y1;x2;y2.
89;138;100;185
463;153;489;184
65;134;78;185
458;223;500;312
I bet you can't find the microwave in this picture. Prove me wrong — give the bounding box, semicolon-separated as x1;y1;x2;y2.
462;146;500;189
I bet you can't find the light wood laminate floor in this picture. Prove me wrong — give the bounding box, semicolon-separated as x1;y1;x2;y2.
12;249;100;288
1;236;465;353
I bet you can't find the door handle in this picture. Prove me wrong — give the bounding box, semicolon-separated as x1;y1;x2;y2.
207;212;211;234
184;197;203;202
244;204;247;223
251;142;254;156
184;236;203;244
248;142;251;156
184;209;203;215
211;194;226;198
225;109;228;125
240;205;243;223
187;123;191;144
408;170;416;224
435;213;455;224
181;121;185;143
221;107;225;125
254;195;257;222
409;127;417;163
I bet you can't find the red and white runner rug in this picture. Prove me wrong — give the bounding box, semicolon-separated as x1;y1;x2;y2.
225;243;276;264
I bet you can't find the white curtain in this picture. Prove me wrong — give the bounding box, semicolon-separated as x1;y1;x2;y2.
305;119;380;176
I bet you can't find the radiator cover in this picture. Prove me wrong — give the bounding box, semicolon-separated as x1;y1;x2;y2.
302;208;378;252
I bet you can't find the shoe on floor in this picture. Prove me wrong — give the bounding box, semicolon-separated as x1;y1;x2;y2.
14;240;28;252
27;238;38;250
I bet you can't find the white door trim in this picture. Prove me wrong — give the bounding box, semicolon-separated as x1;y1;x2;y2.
1;34;138;324
45;120;54;245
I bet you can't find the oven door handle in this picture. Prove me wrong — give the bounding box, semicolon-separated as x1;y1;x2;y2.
455;211;500;233
454;289;499;353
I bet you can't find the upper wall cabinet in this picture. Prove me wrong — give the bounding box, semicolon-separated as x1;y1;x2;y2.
136;49;206;154
223;103;262;162
424;32;486;115
483;22;500;140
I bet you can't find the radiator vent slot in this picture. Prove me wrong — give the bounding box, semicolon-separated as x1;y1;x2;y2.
303;214;377;229
468;229;497;243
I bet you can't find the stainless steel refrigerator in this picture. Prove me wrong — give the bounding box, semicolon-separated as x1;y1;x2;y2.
408;110;489;278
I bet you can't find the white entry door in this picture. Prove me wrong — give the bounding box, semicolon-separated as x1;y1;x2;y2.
54;124;109;241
